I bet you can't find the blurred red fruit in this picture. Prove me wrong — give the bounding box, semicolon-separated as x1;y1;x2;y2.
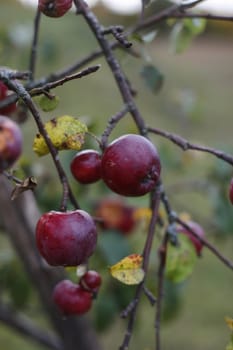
229;178;233;205
0;115;22;172
95;197;135;234
177;221;205;256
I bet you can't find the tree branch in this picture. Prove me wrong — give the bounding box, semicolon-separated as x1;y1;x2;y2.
148;126;233;166
0;303;62;350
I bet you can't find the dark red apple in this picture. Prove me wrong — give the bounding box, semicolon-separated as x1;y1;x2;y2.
95;197;135;234
53;280;92;315
101;134;161;197
0;81;8;99
0;82;17;115
177;221;205;256
38;0;73;18
80;270;102;293
70;150;102;184
36;210;97;266
0;115;22;172
229;178;233;205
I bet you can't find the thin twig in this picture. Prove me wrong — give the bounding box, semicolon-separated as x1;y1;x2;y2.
0;71;79;211
175;217;233;271
29;9;41;81
155;233;169;350
30;65;101;96
73;0;147;136
0;303;62;350
119;185;161;350
100;105;130;150
148;126;233;166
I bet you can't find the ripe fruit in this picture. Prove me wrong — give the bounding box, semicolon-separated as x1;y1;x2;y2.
0;82;17;115
70;150;102;184
101;134;161;197
0;115;22;172
80;270;102;293
36;210;97;266
229;178;233;205
53;280;92;315
95;197;135;234
38;0;73;18
177;221;205;256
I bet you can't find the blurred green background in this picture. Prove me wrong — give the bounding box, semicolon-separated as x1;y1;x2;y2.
0;1;233;350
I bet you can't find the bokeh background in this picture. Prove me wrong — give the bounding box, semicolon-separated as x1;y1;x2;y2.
0;1;233;350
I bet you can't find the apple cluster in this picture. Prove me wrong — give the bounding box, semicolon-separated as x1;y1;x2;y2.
36;210;103;315
53;271;102;315
71;134;162;197
35;134;161;314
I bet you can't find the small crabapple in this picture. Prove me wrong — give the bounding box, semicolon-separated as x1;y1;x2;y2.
70;150;102;184
80;270;102;293
38;0;73;18
0;115;22;172
0;82;17;115
229;178;233;205
101;134;161;197
177;221;205;256
53;280;92;315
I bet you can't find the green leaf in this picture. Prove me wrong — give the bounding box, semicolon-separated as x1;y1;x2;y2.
141;30;157;43
184;18;207;36
36;94;60;112
140;64;164;94
171;19;206;54
165;234;197;283
98;231;131;265
33;115;87;156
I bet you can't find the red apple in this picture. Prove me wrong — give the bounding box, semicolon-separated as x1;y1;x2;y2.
0;82;17;115
101;134;161;197
0;115;22;172
38;0;73;18
80;270;102;293
229;178;233;205
53;280;92;315
70;150;102;184
36;210;97;266
177;221;205;256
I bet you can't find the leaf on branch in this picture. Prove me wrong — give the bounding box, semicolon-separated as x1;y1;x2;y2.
33;115;88;156
165;234;197;283
170;18;207;54
35;94;60;112
11;176;37;200
109;254;145;285
140;64;164;94
225;317;233;331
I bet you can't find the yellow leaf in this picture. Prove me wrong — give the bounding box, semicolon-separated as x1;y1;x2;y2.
225;317;233;331
179;212;192;222
109;254;145;285
133;208;152;222
33;115;87;156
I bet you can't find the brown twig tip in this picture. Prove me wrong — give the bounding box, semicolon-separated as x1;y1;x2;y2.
143;286;157;306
